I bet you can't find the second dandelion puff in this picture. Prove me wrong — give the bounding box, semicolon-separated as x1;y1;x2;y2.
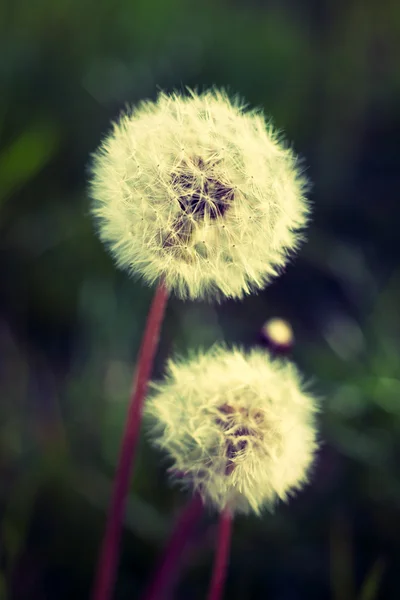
145;345;319;516
90;88;310;301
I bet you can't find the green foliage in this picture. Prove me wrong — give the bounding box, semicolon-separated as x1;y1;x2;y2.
0;121;60;207
1;0;399;597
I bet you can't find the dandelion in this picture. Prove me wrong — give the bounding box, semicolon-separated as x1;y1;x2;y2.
89;88;312;600
145;344;319;516
89;88;310;301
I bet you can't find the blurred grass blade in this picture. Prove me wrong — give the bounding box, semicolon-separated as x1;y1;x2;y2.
73;468;169;543
358;558;385;600
330;511;355;600
0;572;7;600
0;121;59;206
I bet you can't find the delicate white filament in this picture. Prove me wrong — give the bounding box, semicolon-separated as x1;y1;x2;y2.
89;88;310;301
145;345;319;515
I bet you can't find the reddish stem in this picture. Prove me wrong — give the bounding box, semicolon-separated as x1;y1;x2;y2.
142;494;204;600
206;509;233;600
91;280;169;600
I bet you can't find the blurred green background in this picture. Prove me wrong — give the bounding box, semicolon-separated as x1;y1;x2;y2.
1;0;400;598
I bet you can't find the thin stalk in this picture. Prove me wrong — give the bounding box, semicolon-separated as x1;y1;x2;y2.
206;508;233;600
142;494;204;600
91;280;169;600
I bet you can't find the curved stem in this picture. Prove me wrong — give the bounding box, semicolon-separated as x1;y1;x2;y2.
142;494;204;600
91;280;169;600
206;509;233;600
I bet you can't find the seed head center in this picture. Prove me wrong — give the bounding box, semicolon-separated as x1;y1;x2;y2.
171;156;234;221
215;403;265;476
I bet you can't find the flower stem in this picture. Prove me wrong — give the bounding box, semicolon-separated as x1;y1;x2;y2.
142;494;204;600
206;508;233;600
91;280;169;600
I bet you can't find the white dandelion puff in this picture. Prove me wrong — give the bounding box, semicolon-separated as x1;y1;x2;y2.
145;345;319;515
89;88;310;301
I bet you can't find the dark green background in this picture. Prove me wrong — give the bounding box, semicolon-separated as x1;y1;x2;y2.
1;0;400;598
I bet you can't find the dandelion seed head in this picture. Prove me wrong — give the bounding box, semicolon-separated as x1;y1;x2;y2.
89;88;310;301
145;345;319;515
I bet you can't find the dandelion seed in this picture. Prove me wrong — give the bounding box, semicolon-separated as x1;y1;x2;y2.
145;345;319;515
89;88;310;301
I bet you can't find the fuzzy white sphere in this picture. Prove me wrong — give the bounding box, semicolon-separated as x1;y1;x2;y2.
89;88;310;301
145;345;319;515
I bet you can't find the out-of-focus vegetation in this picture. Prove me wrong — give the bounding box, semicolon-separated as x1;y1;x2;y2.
1;0;400;598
